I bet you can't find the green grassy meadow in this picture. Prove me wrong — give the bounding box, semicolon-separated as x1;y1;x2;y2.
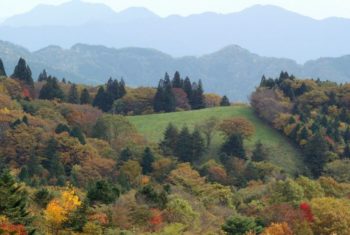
128;105;307;175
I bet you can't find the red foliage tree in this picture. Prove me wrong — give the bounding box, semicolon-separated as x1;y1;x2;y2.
300;202;314;222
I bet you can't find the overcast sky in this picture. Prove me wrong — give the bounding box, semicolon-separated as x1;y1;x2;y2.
0;0;350;19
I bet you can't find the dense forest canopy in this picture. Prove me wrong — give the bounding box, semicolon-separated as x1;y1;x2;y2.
1;58;350;234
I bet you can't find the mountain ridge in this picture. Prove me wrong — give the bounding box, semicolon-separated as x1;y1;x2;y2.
1;2;350;62
1;40;350;101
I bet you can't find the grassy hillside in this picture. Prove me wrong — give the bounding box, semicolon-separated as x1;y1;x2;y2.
128;105;307;175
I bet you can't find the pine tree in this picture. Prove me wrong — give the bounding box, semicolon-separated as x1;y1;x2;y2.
106;78;119;101
43;138;66;185
93;86;110;112
27;154;42;177
304;133;329;178
183;77;193;100
70;126;86;145
118;147;132;166
141;147;155;174
174;126;193;162
343;144;350;159
68;83;80;104
344;127;350;143
119;78;127;98
220;95;230;106
299;127;309;140
55;123;71;134
172;71;182;88
190;80;205;110
80;88;91;104
39;76;65;100
221;134;246;159
163;73;176;112
0;170;33;226
160;123;179;155
191;129;205;162
0;58;7;77
38;69;48;82
251;141;269;162
18;166;30;184
12;58;34;86
153;80;165;112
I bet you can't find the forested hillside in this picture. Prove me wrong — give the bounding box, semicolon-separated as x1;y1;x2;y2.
1;58;350;235
2;40;350;101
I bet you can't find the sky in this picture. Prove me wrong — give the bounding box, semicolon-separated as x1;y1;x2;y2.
0;0;350;20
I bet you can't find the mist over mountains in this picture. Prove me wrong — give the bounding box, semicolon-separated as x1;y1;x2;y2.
1;0;350;62
1;40;350;101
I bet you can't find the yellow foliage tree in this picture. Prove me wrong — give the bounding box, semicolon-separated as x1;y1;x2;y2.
44;188;81;235
310;197;350;235
262;222;293;235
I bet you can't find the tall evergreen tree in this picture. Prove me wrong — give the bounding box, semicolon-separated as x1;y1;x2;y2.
119;78;127;98
172;71;182;88
153;73;176;112
304;133;329;178
251;141;269;162
153;79;165;112
68;83;80;104
43;138;66;185
93;86;110;112
141;147;155;174
80;88;91;104
39;77;65;100
0;170;33;227
12;58;34;86
70;126;86;145
221;134;246;159
344;127;350;143
106;78;119;101
37;69;48;82
183;77;192;98
0;58;7;76
174;126;193;162
191;129;205;162
160;123;179;155
220;95;231;106
190;80;205;110
343;144;350;159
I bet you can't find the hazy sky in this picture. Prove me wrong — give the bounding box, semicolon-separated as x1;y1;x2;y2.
1;0;350;19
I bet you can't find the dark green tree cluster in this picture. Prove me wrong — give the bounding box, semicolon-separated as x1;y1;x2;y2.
153;71;205;112
222;215;263;235
80;88;91;104
93;78;126;112
160;123;205;163
11;58;34;87
0;170;33;231
39;76;65;100
55;124;86;145
220;95;231;106
220;134;246;160
136;184;169;209
68;83;80;104
37;69;48;82
0;58;6;77
141;147;155;175
87;180;120;205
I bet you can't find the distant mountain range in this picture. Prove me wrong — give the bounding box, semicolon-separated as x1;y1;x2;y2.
1;0;350;62
1;40;350;101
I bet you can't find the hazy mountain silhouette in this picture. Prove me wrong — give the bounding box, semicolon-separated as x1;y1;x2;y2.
1;40;350;101
1;1;350;62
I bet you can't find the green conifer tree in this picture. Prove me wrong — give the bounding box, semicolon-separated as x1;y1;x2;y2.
221;134;246;159
39;76;65;100
80;88;91;104
0;170;33;227
0;58;7;77
68;83;80;104
11;58;34;86
141;147;155;174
